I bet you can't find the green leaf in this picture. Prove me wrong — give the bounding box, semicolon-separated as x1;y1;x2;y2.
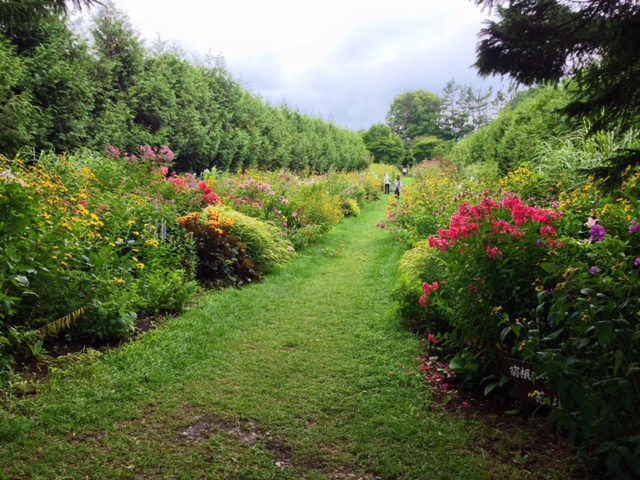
537;262;555;273
500;325;512;342
571;384;586;404
595;441;617;454
484;382;497;396
613;350;624;376
449;357;464;371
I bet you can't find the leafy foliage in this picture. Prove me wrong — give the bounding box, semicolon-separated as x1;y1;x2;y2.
473;0;640;183
0;4;369;174
391;127;640;477
208;205;295;273
0;149;379;375
386;90;443;141
449;85;574;171
361;123;405;166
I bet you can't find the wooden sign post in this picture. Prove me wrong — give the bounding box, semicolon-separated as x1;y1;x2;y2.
504;357;561;409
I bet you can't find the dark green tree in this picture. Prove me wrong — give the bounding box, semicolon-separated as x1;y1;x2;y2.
88;4;147;152
386;90;443;141
473;0;640;183
0;0;101;52
362;123;405;166
411;136;444;162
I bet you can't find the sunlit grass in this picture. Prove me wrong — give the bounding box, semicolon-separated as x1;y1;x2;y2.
0;197;585;479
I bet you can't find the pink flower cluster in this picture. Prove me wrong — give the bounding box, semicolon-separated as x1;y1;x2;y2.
105;144;175;165
419;281;440;306
198;181;221;205
428;193;563;258
418;356;454;395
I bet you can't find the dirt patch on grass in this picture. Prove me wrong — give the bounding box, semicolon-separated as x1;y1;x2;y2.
177;410;267;445
445;391;597;479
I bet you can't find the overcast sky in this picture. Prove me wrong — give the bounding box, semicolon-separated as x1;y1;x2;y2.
104;0;502;132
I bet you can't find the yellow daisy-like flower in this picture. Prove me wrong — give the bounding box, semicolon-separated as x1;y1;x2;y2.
115;278;125;285
491;306;503;315
518;340;527;352
136;263;145;270
127;219;136;226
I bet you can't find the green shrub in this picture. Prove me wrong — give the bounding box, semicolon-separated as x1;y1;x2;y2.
177;209;260;288
209;205;295;272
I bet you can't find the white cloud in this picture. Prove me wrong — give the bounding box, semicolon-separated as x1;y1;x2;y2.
106;0;501;130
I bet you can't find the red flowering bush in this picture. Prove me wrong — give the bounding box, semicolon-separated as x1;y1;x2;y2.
398;157;640;477
408;192;565;390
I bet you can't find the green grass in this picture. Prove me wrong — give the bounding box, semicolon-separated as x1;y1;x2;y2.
0;194;583;479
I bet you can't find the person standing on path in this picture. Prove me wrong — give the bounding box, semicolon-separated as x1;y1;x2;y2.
383;173;390;195
394;175;402;198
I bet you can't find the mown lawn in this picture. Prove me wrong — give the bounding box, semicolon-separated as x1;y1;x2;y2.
0;196;589;479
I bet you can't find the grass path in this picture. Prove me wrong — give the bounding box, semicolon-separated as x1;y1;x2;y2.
1;194;570;479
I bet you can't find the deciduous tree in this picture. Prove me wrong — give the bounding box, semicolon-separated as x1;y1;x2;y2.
386;90;442;141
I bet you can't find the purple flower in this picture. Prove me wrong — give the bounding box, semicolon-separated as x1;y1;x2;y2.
630;220;640;235
591;224;607;242
589;266;601;275
635;257;640;268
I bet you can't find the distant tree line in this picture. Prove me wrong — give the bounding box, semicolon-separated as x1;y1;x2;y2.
361;80;513;167
0;1;370;173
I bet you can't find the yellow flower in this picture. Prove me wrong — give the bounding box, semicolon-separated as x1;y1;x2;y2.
115;278;125;285
563;267;580;277
127;219;136;226
491;306;503;315
145;239;159;248
136;263;145;270
518;340;527;352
